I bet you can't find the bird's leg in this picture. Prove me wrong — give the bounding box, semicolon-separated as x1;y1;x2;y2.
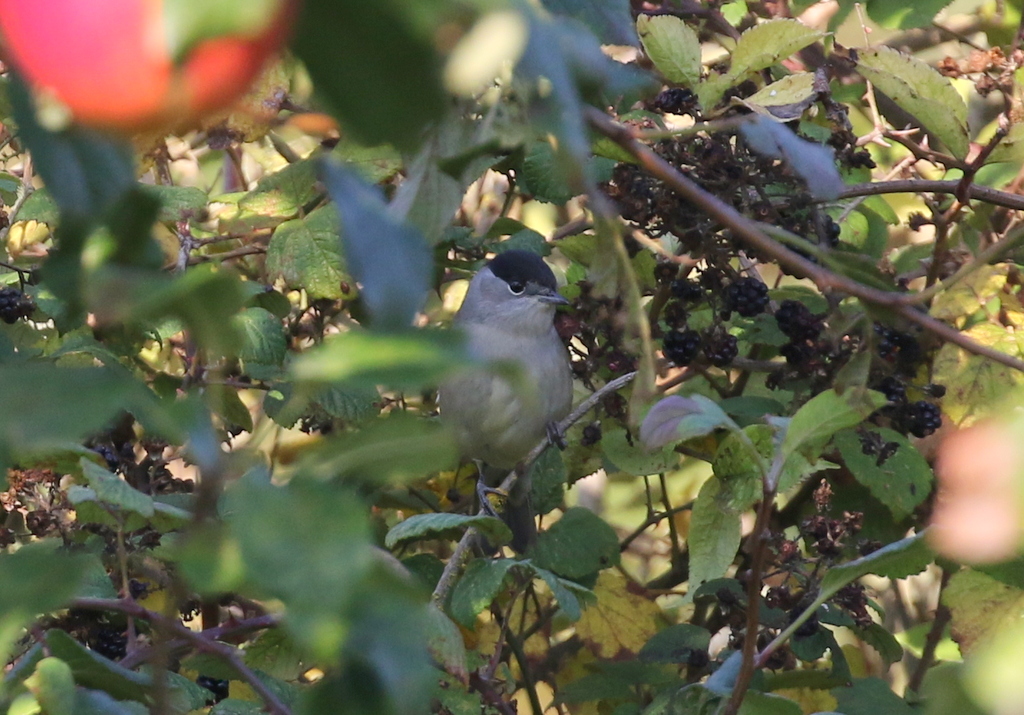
546;420;567;450
473;460;505;518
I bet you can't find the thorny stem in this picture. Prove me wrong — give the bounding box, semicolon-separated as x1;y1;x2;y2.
586;109;1024;372
431;370;638;606
721;451;784;715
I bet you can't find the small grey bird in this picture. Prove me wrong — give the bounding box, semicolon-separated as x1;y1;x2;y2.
440;250;574;551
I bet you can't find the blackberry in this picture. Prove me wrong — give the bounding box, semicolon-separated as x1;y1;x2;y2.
581;422;602;446
877;376;906;403
662;300;688;328
92;444;120;470
899;401;942;438
663;329;702;366
824;217;841;246
779;341;814;366
703;332;738;367
653;88;698;115
89;626;127;660
0;287;33;324
670;279;704;303
197;675;230;703
774;300;821;341
723;277;769;317
874;324;921;367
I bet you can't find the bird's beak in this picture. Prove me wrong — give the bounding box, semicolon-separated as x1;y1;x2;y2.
537;290;569;306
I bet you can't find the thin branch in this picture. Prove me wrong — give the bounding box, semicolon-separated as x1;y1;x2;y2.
621;501;694;551
71;598;290;715
907;569;952;693
839;180;1024;212
586;109;1024;373
431;371;638;605
118;614;280;669
187;244;268;265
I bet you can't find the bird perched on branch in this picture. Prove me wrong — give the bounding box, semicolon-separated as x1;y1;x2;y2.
439;250;574;551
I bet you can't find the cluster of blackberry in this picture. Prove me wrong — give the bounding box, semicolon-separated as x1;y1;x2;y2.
0;286;34;324
872;373;945;439
722;277;769;318
198;675;230;703
775;300;823;367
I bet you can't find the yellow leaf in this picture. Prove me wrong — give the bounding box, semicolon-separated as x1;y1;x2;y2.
575;571;662;659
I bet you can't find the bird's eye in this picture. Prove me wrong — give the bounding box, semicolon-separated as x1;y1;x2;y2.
508;281;525;295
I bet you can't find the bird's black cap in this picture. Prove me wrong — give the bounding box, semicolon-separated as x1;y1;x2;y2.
487;250;557;291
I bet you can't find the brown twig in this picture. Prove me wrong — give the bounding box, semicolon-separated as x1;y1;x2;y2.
907;569;952;693
839;180;1024;211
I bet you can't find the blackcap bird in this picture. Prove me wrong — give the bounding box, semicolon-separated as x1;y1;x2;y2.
439;250;573;551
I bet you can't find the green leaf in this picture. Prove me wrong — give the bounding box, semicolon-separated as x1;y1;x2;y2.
831;676;915;715
26;657;76;715
687;477;741;595
448;558;517;628
13;189;59;225
226;476;373;659
602;426;679;476
530;507;620;579
637;14;702;87
234;307;288;371
529;447;567;516
73;689;149;715
293;328;469;392
855;46;969;159
239;159;321;220
530;565;586;621
385;513;512;549
820;531;933;595
782;388;888;461
834;428;933;520
266;205;351;300
856;622;904;666
425;603;468;682
865;0;954;30
943;568;1024;656
639;394;738;450
320;160;432;330
729;20;824;78
331;139;404;184
639;624;712;663
291;0;446;150
518;140;579;205
43;630;152;702
140;184;208;223
738;691;803;715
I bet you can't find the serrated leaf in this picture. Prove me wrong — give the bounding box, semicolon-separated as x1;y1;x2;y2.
831;676;915;715
530;507;620;579
932;322;1024;426
782;388;888;461
740;73;817;119
603;426;679;476
529;447;567;516
140;184;208;223
320;161;432;330
239;159;320;220
266;205;350;300
728;19;823;82
688;477;742;595
448;558;518;628
834;428;932;520
385;513;512;549
637;14;702;87
575;570;661;659
855;46;969;159
530;565;585;621
857;622;904;666
820;531;933;595
639;624;711;663
80;459;154;518
425;604;468;682
639;394;738;450
233;307;287;370
519;140;579;205
943;568;1024;655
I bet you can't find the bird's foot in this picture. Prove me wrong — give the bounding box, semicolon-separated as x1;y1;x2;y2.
546;421;567;450
475;478;506;518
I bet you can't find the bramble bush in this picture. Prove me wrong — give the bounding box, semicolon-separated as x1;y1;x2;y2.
0;1;1022;714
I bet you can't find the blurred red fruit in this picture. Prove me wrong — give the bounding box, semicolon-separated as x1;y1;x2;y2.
0;0;297;133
